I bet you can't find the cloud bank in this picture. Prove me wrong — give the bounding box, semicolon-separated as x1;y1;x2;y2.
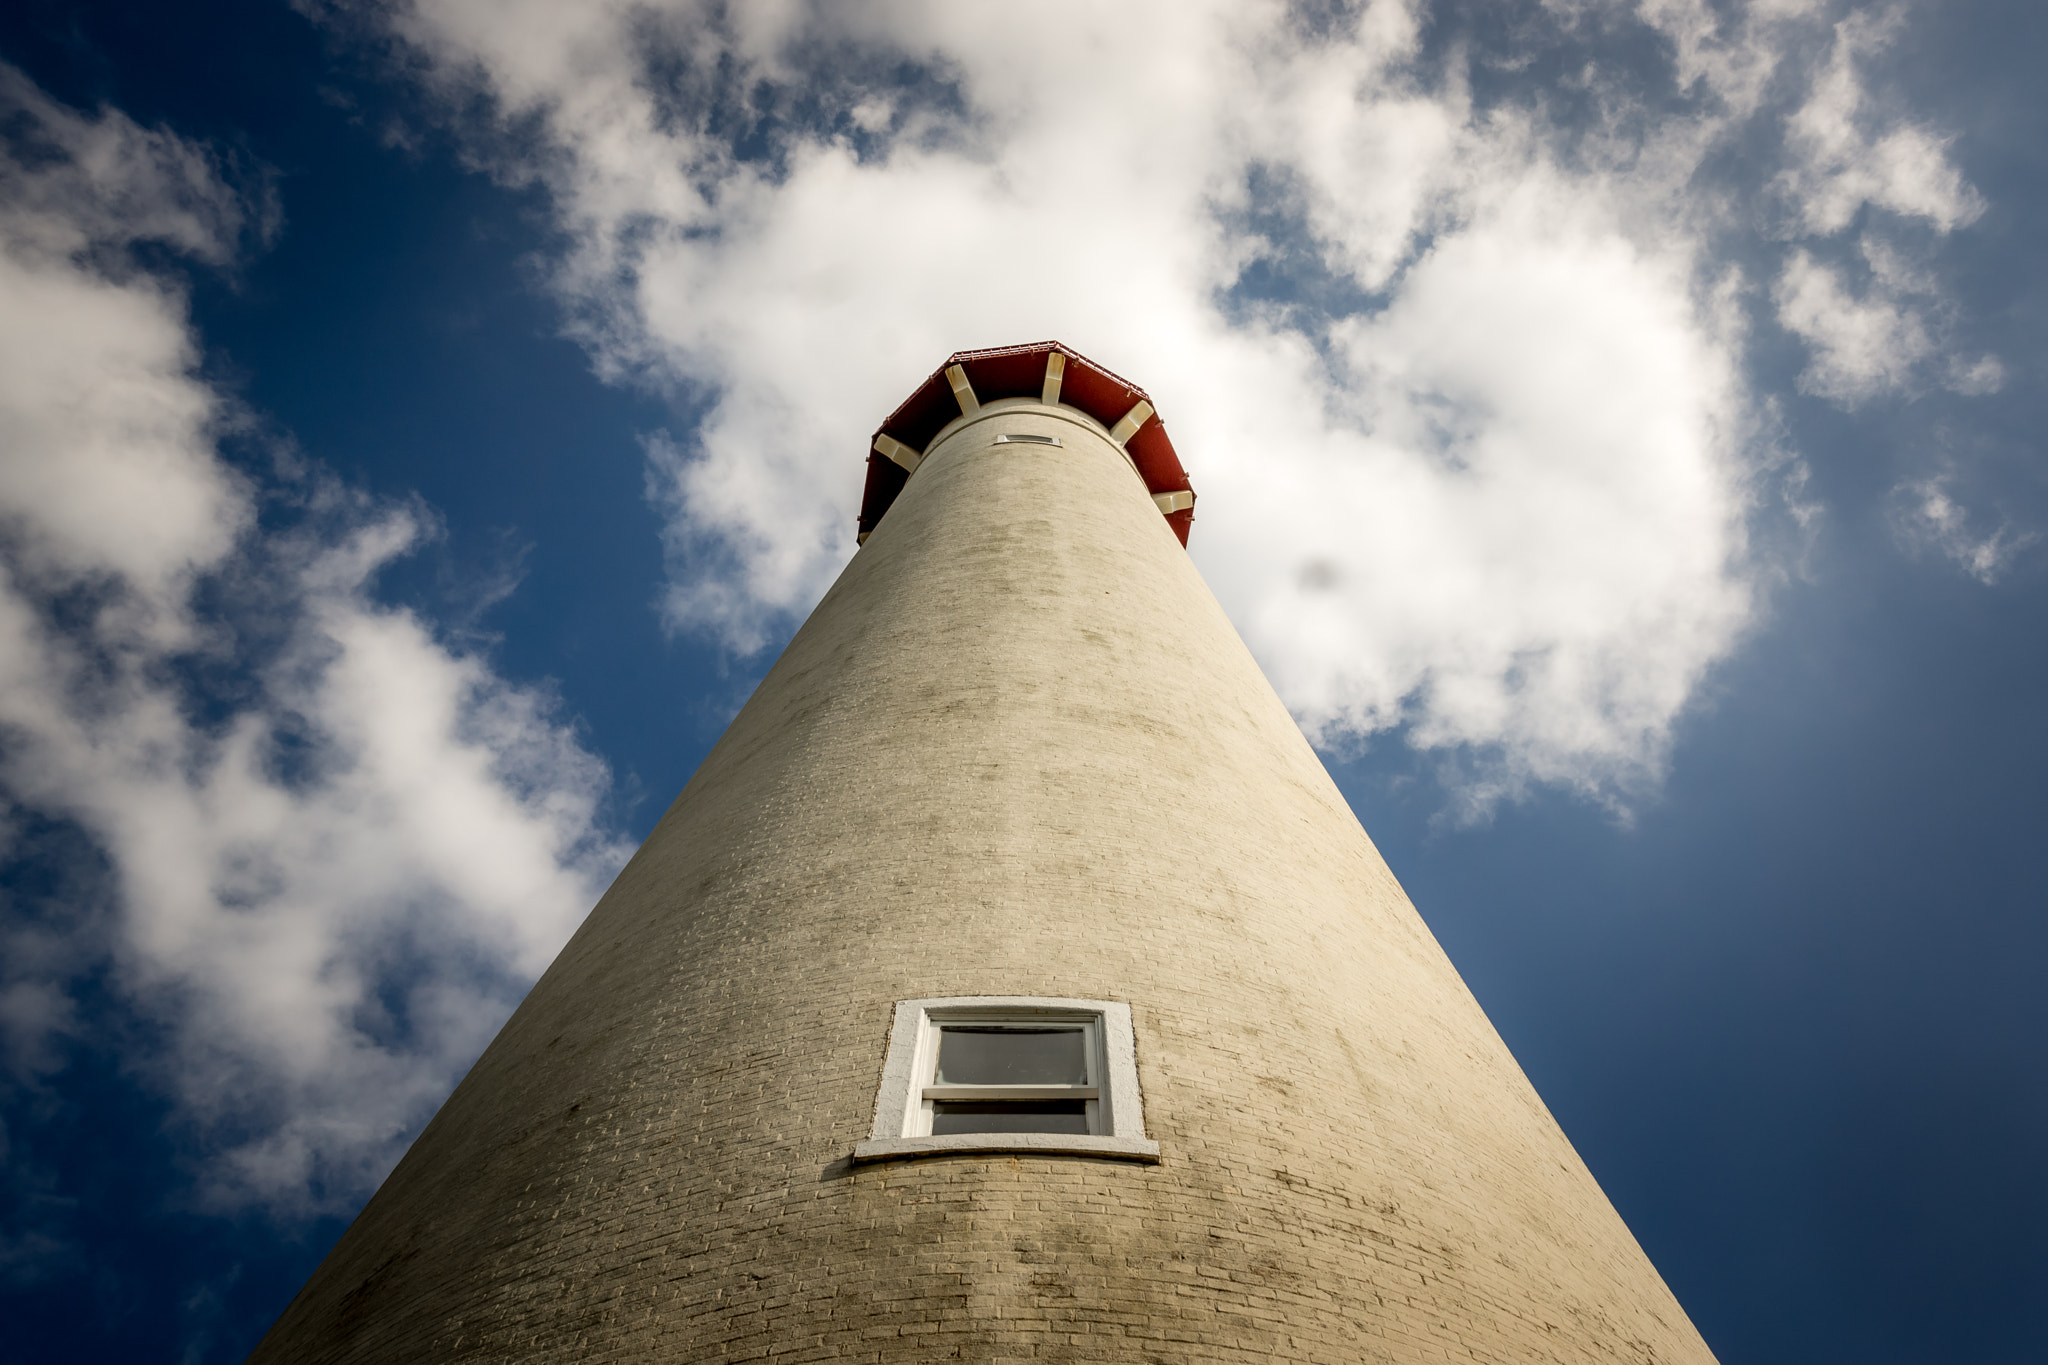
0;0;2004;1231
329;0;1993;808
0;68;629;1213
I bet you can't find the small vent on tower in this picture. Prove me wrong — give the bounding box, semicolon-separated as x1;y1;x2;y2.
993;433;1061;446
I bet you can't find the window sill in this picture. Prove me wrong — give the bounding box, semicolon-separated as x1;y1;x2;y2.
851;1133;1162;1164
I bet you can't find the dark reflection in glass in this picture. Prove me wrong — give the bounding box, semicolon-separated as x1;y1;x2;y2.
931;1101;1089;1134
936;1027;1087;1085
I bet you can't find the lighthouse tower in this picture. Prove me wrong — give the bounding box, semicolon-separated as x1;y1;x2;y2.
251;343;1718;1363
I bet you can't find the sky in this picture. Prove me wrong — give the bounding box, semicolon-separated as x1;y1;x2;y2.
0;0;2042;1360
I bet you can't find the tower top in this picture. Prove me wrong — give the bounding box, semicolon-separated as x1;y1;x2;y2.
858;340;1197;546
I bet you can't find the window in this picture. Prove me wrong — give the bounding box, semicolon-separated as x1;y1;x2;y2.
854;997;1159;1163
992;432;1061;446
927;1016;1096;1134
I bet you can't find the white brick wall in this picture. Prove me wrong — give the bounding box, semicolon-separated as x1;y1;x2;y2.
250;400;1718;1364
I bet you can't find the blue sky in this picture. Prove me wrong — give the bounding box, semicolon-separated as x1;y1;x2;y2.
1;1;2043;1360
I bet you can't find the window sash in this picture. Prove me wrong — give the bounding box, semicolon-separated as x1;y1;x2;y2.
914;1013;1104;1137
921;1085;1100;1101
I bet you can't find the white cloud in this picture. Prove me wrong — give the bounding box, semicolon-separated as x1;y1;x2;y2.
1773;234;2000;406
330;0;2002;804
0;68;258;608
1632;0;1826;121
346;0;1782;807
1747;7;1996;408
1276;170;1754;799
1774;10;1984;236
1623;4;1993;409
0;68;628;1212
1893;476;2036;585
1773;246;1932;403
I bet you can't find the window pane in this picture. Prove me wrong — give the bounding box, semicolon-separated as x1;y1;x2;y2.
931;1101;1089;1135
935;1027;1087;1085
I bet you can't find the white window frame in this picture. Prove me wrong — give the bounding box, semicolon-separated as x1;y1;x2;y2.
853;997;1160;1164
912;1010;1100;1137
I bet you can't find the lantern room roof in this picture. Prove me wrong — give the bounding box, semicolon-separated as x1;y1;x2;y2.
858;341;1195;548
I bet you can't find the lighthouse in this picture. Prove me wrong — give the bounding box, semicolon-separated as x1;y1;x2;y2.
250;342;1717;1363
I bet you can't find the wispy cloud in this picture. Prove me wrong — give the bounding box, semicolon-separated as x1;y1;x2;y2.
1893;474;2037;585
0;67;629;1213
1772;9;1984;236
1774;244;1933;403
1764;9;1994;406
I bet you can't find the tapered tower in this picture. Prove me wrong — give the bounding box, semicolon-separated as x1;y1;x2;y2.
251;342;1717;1363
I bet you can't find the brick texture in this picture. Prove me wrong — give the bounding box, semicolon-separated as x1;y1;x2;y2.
248;399;1719;1364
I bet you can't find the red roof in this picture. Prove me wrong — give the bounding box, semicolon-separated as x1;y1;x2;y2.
859;341;1195;547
